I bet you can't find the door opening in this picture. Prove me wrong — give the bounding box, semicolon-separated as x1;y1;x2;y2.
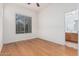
65;9;78;49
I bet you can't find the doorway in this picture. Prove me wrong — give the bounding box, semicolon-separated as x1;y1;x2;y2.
65;9;78;49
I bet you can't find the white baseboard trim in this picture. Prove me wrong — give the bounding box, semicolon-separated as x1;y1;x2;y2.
38;36;65;46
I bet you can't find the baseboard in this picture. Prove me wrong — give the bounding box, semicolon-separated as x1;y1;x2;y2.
38;36;65;46
3;38;38;45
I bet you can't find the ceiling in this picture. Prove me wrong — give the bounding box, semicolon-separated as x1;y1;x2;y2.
6;3;78;12
16;3;51;12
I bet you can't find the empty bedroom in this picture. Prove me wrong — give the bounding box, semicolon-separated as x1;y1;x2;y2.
0;3;79;56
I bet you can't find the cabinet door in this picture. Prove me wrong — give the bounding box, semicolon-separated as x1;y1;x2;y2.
65;33;78;43
65;33;71;41
71;33;78;43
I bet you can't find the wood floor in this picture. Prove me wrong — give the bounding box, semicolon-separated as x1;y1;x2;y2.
0;38;78;56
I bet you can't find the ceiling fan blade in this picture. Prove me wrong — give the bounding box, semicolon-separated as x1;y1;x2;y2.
36;3;40;7
27;3;31;5
27;3;40;7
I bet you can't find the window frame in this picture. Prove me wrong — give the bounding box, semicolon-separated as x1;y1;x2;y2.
16;14;32;34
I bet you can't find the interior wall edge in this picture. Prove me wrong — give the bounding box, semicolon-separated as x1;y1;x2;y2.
0;3;4;53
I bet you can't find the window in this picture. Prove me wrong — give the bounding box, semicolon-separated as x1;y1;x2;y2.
16;14;32;34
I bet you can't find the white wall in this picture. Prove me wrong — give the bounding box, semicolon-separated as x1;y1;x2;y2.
0;4;3;52
3;3;78;46
77;3;79;55
3;4;38;44
38;4;78;45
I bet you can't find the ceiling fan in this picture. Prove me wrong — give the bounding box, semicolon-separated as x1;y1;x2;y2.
27;3;40;7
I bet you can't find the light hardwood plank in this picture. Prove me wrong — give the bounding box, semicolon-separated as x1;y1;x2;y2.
0;38;78;56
